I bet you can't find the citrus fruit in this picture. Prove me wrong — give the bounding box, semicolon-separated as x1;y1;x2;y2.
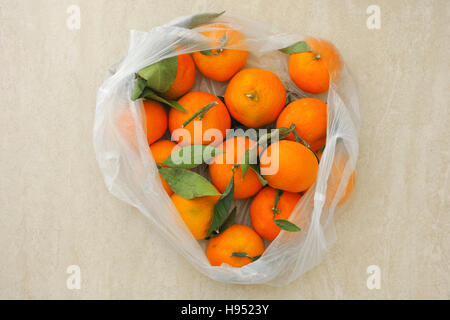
209;136;263;199
206;224;265;267
225;68;286;128
169;91;231;146
250;187;302;241
162;54;196;100
192;24;248;81
325;154;356;206
116;100;167;148
288;37;342;94
309;137;326;153
260;140;318;193
276;98;327;148
171;192;220;240
149;140;179;195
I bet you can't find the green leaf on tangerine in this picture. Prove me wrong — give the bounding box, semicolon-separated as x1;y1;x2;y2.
138;56;178;94
182;102;218;128
141;88;187;113
187;11;225;29
250;165;268;186
200;50;218;56
275;219;302;232
130;77;147;101
163;145;223;169
231;252;261;262
159;167;220;199
207;167;235;237
279;41;311;54
218;207;237;234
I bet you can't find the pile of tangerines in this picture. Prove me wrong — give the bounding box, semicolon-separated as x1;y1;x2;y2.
117;23;355;268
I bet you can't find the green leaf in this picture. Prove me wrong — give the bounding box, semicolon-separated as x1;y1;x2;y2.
187;11;225;29
279;41;311;54
250;165;268;186
218;207;237;233
138;56;178;93
141;88;187;113
231;252;261;262
200;50;218;56
182;102;218;128
207;167;235;237
231;252;248;258
274;219;302;232
130;77;147;101
159;167;220;199
240;146;258;179
277;124;297;141
258;125;296;148
205;207;236;240
163;145;223;169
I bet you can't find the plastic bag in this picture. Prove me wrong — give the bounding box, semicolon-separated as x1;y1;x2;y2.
93;12;360;286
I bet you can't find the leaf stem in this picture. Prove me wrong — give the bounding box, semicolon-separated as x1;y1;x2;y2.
292;130;320;164
316;144;326;154
231;252;261;262
292;130;310;149
272;189;283;218
182;102;218;128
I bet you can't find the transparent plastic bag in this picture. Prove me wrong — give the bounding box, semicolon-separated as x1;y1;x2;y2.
93;13;360;286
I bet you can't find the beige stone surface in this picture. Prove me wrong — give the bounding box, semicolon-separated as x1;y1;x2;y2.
0;0;449;299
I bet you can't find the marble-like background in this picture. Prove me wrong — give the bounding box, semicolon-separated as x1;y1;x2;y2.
0;0;448;299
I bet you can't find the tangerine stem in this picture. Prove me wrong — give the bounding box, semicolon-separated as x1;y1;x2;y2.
272;189;283;218
244;91;259;102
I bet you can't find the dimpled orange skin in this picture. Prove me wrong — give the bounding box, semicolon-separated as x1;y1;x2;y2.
250;187;302;242
207;224;265;267
225;68;287;128
149;140;179;196
192;24;248;82
209;136;263;199
276;98;327;148
288;38;342;94
171;193;220;240
162;54;196;100
169;91;231;146
260;140;319;193
116;100;167;148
